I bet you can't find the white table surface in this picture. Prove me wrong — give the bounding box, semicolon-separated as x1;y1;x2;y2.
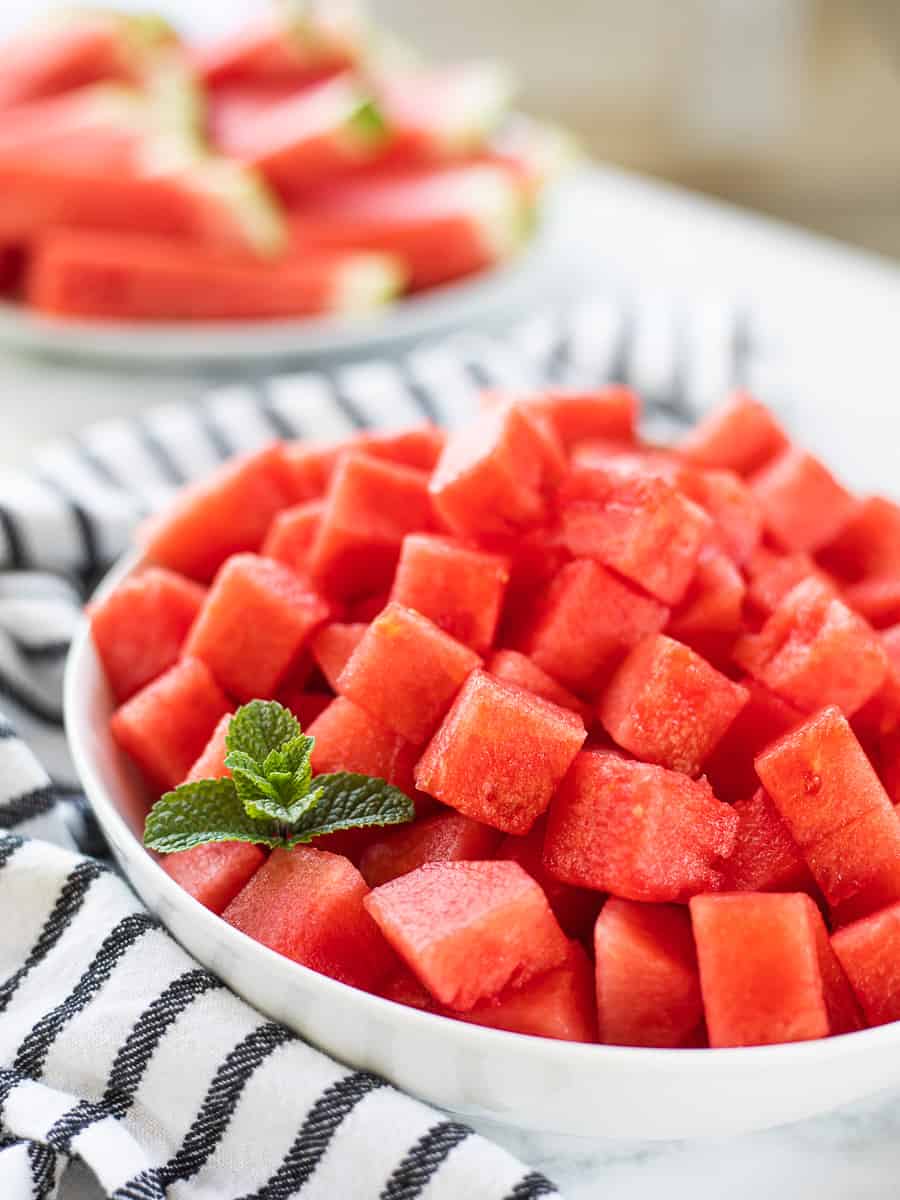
5;166;900;1199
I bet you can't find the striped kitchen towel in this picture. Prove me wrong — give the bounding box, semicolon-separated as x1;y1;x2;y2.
0;290;755;1199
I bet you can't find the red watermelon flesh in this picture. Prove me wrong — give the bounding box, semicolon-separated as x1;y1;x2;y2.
358;810;501;888
141;442;294;583
734;577;888;718
90;566;205;702
818;495;900;583
677;390;789;477
379;965;437;1011
807;805;900;926
751;447;856;554
110;657;230;792
558;464;712;606
804;896;864;1034
721;789;816;895
524;387;638;449
390;533;509;654
456;941;598;1043
703;680;804;804
0;86;148;173
429;402;564;540
598;635;748;776
495;816;601;938
666;546;745;651
690;893;831;1047
594;898;703;1048
223;846;396;992
544;750;738;902
280;689;332;729
307;696;418;797
184;553;330;702
185;713;232;782
310;622;367;691
681;468;763;566
309;453;434;600
261;499;324;575
745;546;831;618
363;859;569;1010
337;603;481;744
487;650;594;727
346;588;392;623
514;558;669;696
415;669;586;835
357;427;446;472
843;577;900;630
282;442;345;503
162;842;266;915
831;901;900;1027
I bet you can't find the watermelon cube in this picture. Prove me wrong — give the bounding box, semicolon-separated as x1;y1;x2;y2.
734;577;888;717
666;546;745;651
359;427;447;472
261;499;324;574
337;603;481;744
363;860;569;1010
677;391;789;476
690;893;831;1047
110;658;231;791
223;846;396;992
679;467;763;566
307;696;418;796
721;789;816;894
495;817;601;938
751;447;856;554
280;689;332;729
429;401;564;539
806;805;900;926
185;713;233;782
594;898;703;1048
380;966;437;1012
142;443;294;583
843;577;900;630
818;495;900;582
598;635;748;776
309;453;434;599
184;553;330;702
543;750;738;902
310;622;367;692
831;901;900;1026
390;534;509;653
805;901;864;1035
703;680;803;804
346;588;392;623
558;464;712;605
487;650;594;727
282;442;344;503
525;387;638;449
745;547;830;617
456;941;598;1043
161;842;266;915
358;810;501;888
415;670;586;835
514;559;668;696
90;567;205;701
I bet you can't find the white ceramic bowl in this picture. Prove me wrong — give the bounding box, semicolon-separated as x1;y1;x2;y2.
65;551;900;1142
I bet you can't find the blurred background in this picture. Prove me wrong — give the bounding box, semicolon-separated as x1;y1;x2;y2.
2;0;898;259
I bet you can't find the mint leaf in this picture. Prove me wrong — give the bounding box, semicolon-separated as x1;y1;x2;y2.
225;700;301;763
144;778;283;854
262;733;315;795
285;773;415;845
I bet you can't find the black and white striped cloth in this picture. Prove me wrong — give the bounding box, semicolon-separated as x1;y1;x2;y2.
0;293;757;1199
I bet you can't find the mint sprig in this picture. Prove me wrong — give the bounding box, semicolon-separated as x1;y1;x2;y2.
144;700;414;854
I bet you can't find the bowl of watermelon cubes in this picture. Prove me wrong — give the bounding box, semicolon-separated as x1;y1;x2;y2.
66;388;900;1140
0;4;571;362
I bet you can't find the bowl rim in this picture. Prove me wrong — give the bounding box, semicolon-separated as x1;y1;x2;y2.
64;548;900;1073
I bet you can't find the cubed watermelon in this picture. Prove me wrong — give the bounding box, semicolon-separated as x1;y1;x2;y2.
307;696;418;797
309;453;434;599
390;533;509;653
282;442;345;502
429;402;564;539
843;577;900;630
831;901;900;1026
310;622;367;692
690;893;830;1047
543;750;738;902
359;810;501;888
666;546;745;654
280;689;332;729
363;859;569;1010
721;789;816;894
679;468;763;566
594;898;703;1048
496;386;638;449
558;464;712;605
734;577;888;717
495;817;601;938
677;391;789;476
806;805;900;926
751;447;856;554
336;603;481;744
745;547;831;617
456;941;598;1042
110;657;231;791
360;427;447;472
90;567;205;702
261;499;324;575
487;650;594;726
514;558;668;696
184;553;330;702
185;713;233;782
415;669;586;835
818;495;900;583
703;679;803;804
223;847;396;991
161;842;266;915
805;900;864;1035
598;635;748;776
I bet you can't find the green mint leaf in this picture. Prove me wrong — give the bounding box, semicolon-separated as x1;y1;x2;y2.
143;777;284;853
262;733;315;796
285;773;415;845
225;699;301;765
